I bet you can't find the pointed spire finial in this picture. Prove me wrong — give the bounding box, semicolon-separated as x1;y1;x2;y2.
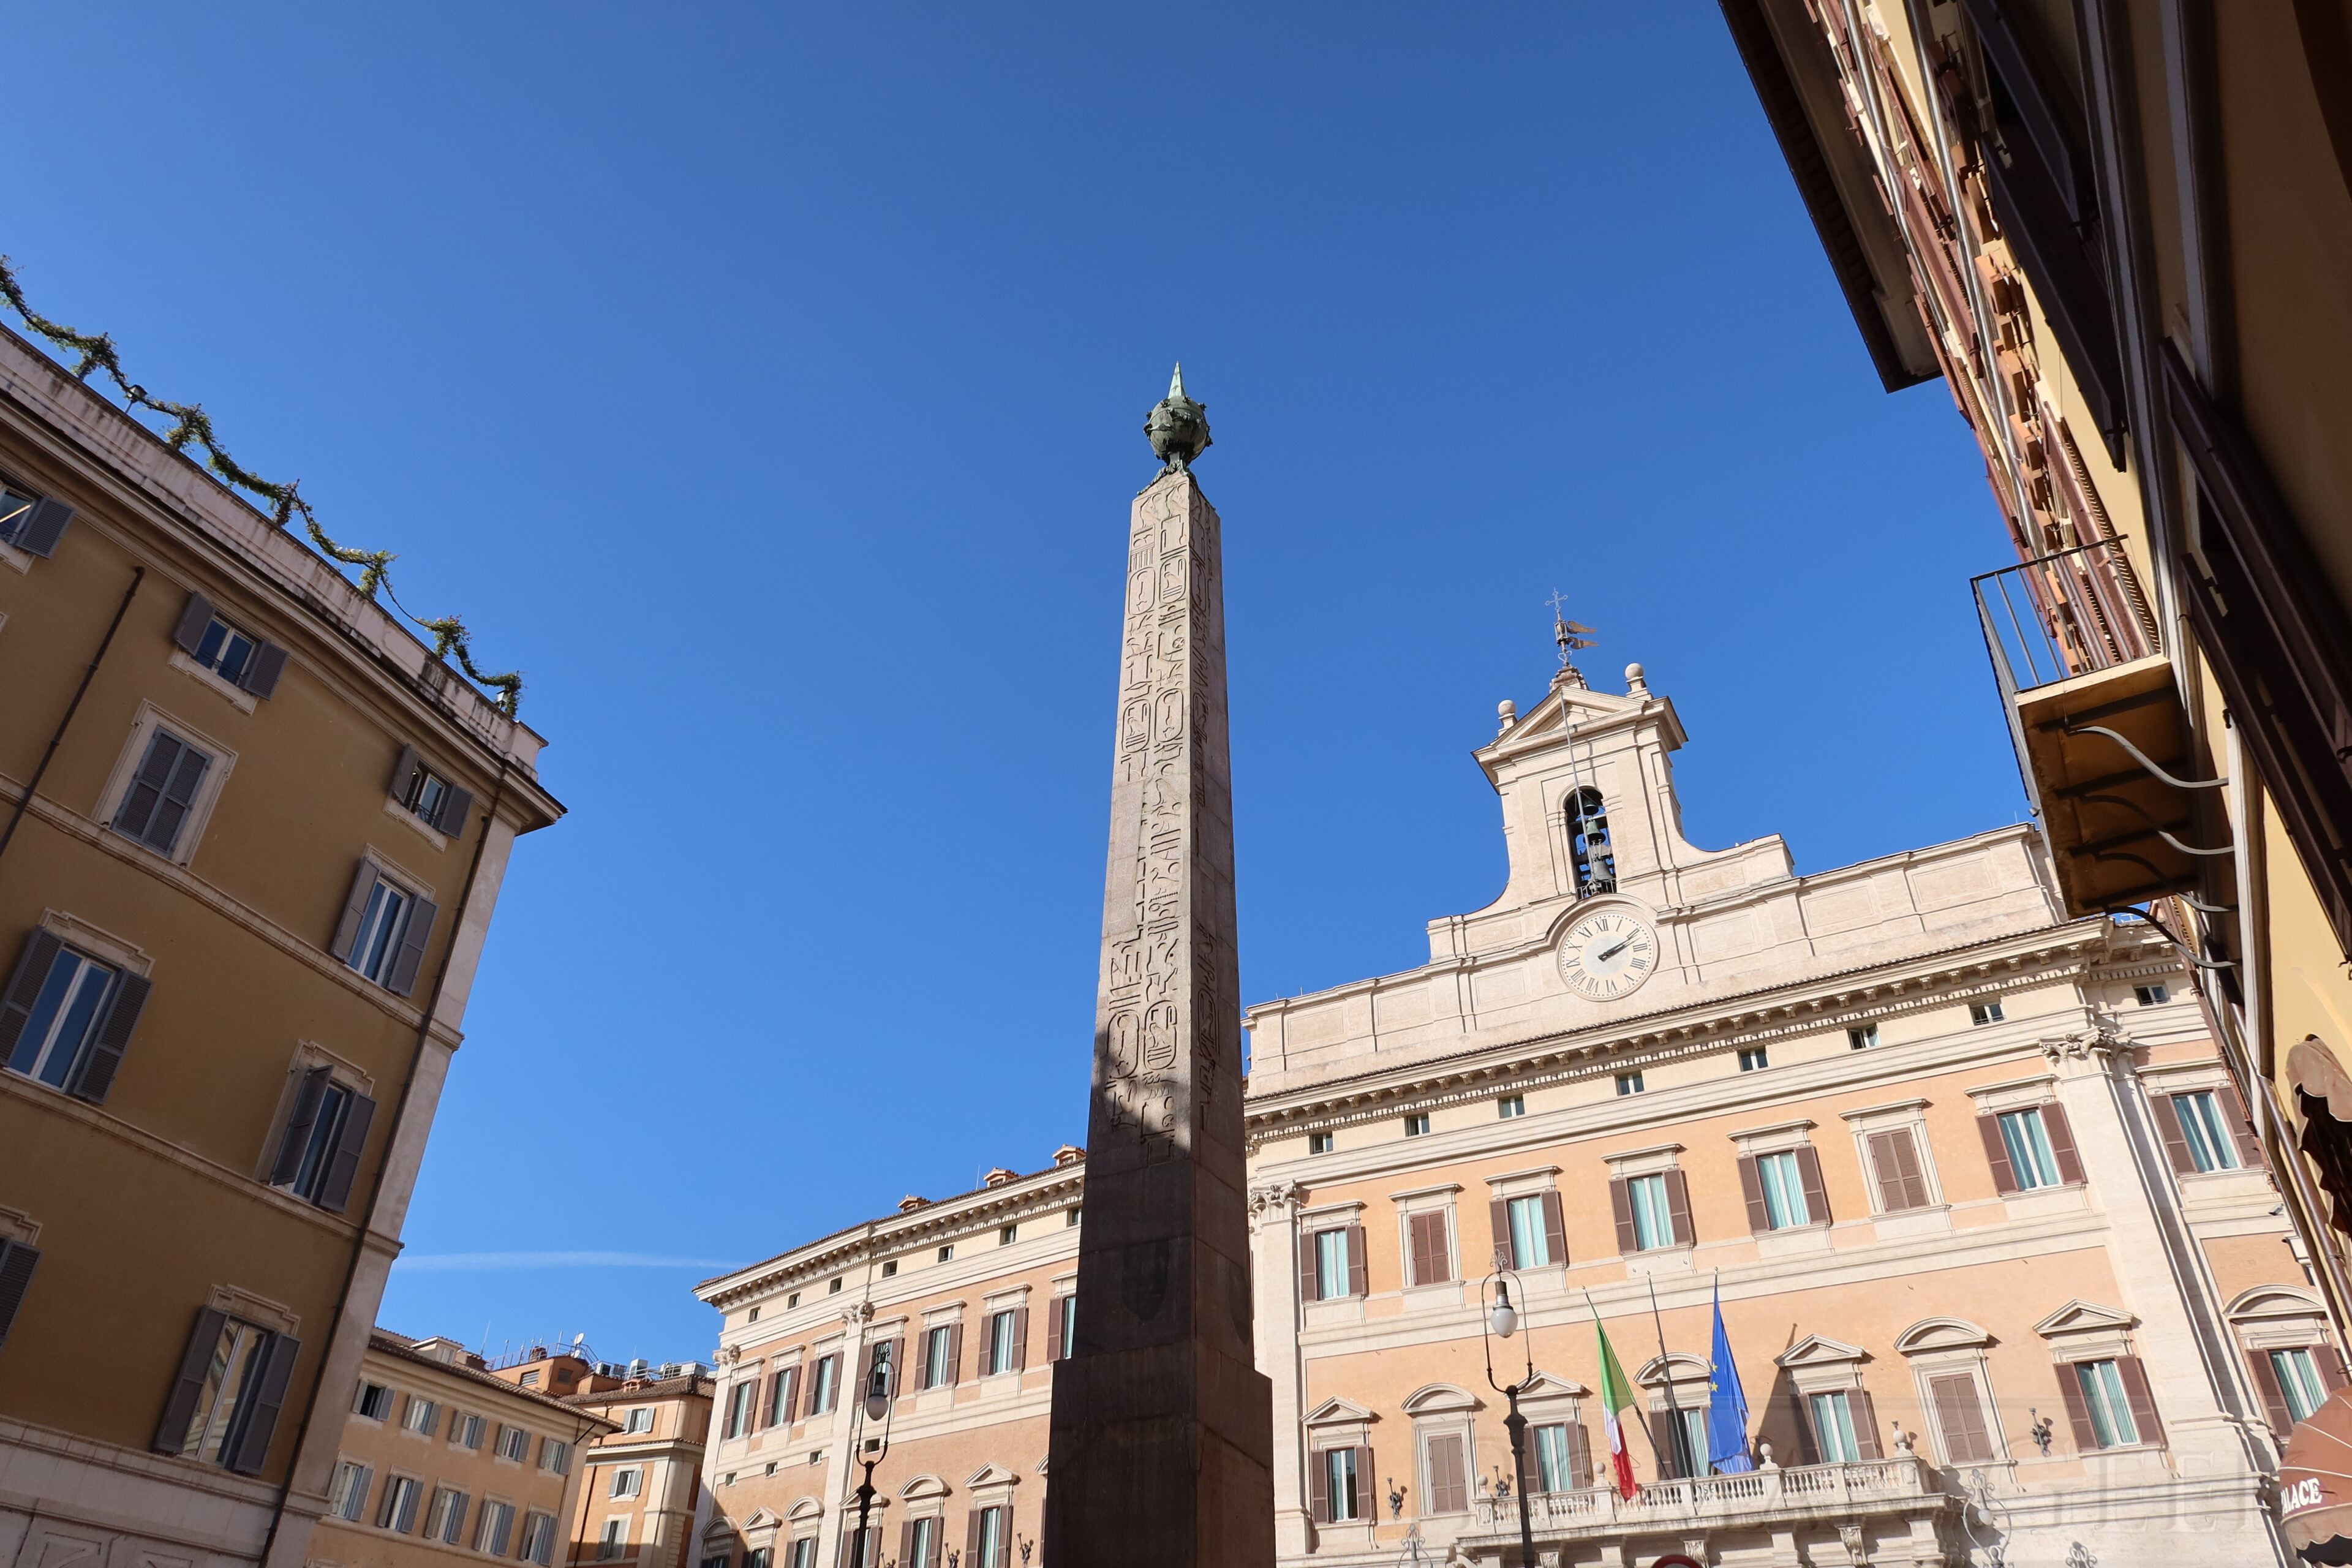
1169;362;1186;400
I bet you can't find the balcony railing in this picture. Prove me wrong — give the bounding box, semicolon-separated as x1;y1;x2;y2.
1461;1456;1943;1540
1973;536;2158;696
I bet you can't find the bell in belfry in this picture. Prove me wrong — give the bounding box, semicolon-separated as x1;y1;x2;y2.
1145;363;1212;475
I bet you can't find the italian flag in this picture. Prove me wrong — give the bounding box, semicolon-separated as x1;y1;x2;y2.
1595;1317;1639;1499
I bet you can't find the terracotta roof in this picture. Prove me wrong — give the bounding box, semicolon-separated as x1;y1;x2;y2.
563;1375;714;1406
368;1330;621;1431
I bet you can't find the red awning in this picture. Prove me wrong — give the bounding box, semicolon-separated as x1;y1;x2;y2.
2281;1385;2352;1562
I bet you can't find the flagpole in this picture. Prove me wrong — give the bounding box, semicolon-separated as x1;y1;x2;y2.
1646;1276;1689;1478
1581;1289;1667;1483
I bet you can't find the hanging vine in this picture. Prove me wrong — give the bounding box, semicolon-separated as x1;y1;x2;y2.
0;256;524;715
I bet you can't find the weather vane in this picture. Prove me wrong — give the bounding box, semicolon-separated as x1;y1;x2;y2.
1547;590;1597;690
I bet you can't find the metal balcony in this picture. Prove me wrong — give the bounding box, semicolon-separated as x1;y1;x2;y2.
1972;539;2210;916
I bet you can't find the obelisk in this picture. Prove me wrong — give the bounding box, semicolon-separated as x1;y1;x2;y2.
1043;369;1275;1568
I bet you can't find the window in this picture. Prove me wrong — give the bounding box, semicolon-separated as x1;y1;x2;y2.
401;1395;439;1434
924;1325;956;1388
496;1423;531;1461
908;1515;940;1568
450;1410;485;1449
986;1309;1019;1375
704;1556;734;1568
828;1278;843;1294
112;729;213;855
425;1487;470;1545
2135;983;2170;1006
1848;1024;1879;1050
268;1068;376;1212
1504;1194;1555;1267
788;1291;801;1307
1970;1000;2005;1026
354;1381;393;1420
2271;1349;2329;1425
1322;1447;1362;1521
1308;1131;1334;1155
2073;1360;2141;1447
974;1506;1009;1568
521;1512;559;1567
166;1312;297;1472
330;1461;374;1521
1058;1298;1077;1358
519;1370;540;1387
540;1437;572;1473
1531;1422;1578;1492
1404;1113;1430;1137
0;1236;36;1350
937;1246;954;1263
611;1467;643;1499
2173;1091;2242;1172
1066;1206;1081;1226
1997;1108;2064;1189
1498;1095;1525;1118
1865;1128;1934;1213
2;935;145;1099
1660;1407;1708;1479
0;477;71;554
748;1306;761;1322
808;1353;839;1415
1000;1224;1018;1246
389;745;472;835
1422;1431;1469;1512
1406;1210;1453;1286
1808;1392;1861;1461
475;1500;516;1557
378;1475;423;1533
187;613;259;687
1738;1047;1769;1072
725;1379;756;1436
1313;1228;1352;1299
1926;1373;1995;1463
332;864;435;995
1616;1071;1645;1096
1755;1151;1812;1229
790;1542;816;1568
624;1407;655;1433
1565;788;1616;898
1626;1174;1674;1251
882;1261;898;1277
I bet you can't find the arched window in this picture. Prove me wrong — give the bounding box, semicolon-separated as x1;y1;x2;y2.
1566;788;1616;899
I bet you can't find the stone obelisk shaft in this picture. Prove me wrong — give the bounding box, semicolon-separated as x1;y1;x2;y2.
1044;471;1274;1568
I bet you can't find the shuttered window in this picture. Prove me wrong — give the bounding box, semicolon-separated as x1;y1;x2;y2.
1928;1373;1996;1464
2271;1349;2329;1425
268;1068;378;1213
522;1512;559;1566
986;1310;1020;1374
1809;1392;1861;1461
1313;1229;1351;1298
426;1487;470;1545
1627;1175;1672;1250
477;1501;516;1556
390;745;475;837
2072;1359;2142;1447
1866;1128;1933;1212
113;729;213;855
170;594;288;699
330;862;439;997
808;1354;839;1415
156;1310;301;1474
1757;1152;1811;1228
1422;1431;1468;1512
1321;1448;1362;1521
330;1461;374;1521
1997;1109;2063;1189
725;1380;755;1437
1506;1197;1551;1267
1407;1210;1453;1286
379;1476;423;1533
924;1325;956;1387
0;479;73;556
1531;1422;1586;1491
496;1423;531;1461
2;933;150;1102
2173;1091;2240;1172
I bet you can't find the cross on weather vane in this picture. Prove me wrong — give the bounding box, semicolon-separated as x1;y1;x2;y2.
1547;589;1597;666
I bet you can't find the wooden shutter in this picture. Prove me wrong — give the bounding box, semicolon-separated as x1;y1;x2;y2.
390;745;422;803
1868;1129;1931;1212
2217;1083;2267;1167
1664;1169;1695;1246
2248;1351;2294;1431
2041;1102;2087;1185
0;930;66;1060
173;592;216;655
315;1092;377;1213
945;1324;963;1385
1565;1422;1593;1488
1353;1447;1374;1515
964;1510;982;1566
1047;1295;1066;1361
1346;1224;1368;1295
17;496;74;556
0;1239;41;1350
899;1521;915;1568
1849;1390;1882;1460
1793;1146;1831;1226
1408;1212;1450;1284
2056;1365;2100;1451
2115;1356;2163;1446
437;784;474;837
114;732;181;839
1608;1178;1637;1253
269;1068;333;1185
69;971;149;1104
1976;1114;2021;1194
154;1308;230;1453
1540;1191;1567;1268
1931;1374;1994;1464
2150;1093;2197;1173
1306;1446;1330;1521
884;1335;905;1396
1427;1433;1466;1512
227;1332;302;1475
330;862;379;962
1009;1308;1028;1371
384;898;438;997
2318;1345;2348;1390
778;1363;801;1423
241;643;288;699
1736;1156;1770;1234
1491;1199;1515;1270
1298;1231;1318;1302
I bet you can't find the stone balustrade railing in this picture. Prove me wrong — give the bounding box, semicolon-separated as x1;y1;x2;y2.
1466;1457;1936;1537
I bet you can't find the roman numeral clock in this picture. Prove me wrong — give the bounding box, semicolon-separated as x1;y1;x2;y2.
1556;907;1659;1001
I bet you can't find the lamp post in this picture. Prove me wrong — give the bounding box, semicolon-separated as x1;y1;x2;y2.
1479;1267;1539;1568
849;1344;899;1568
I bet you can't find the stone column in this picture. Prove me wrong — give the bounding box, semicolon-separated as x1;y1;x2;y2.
1249;1181;1313;1559
1043;461;1275;1568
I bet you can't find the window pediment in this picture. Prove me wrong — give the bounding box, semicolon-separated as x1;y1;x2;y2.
2226;1285;2325;1323
786;1498;824;1522
965;1463;1021;1490
738;1509;781;1530
1776;1335;1868;1370
1400;1383;1482;1416
2032;1300;2136;1339
1895;1317;1995;1355
1634;1353;1711;1387
900;1474;950;1501
1305;1396;1378;1427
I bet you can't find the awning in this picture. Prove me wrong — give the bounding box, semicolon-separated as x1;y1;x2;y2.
2281;1385;2352;1562
2290;1038;2352;1123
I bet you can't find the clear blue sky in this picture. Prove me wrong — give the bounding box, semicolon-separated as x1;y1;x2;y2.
7;3;2021;1363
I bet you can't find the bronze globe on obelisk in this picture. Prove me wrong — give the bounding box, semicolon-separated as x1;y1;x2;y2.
1042;369;1275;1568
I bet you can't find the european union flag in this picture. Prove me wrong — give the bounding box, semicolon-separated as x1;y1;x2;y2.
1706;1279;1755;1474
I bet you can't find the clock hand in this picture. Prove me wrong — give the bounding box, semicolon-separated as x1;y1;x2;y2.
1593;937;1632;963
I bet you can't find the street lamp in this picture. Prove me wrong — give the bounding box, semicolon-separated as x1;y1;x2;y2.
848;1344;899;1568
1479;1268;1539;1568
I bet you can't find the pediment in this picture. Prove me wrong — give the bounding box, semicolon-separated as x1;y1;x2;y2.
704;1520;742;1543
1635;1352;1711;1385
737;1509;780;1530
965;1463;1022;1489
1776;1335;1869;1370
1518;1371;1588;1400
2034;1300;2137;1339
2227;1285;2327;1323
900;1474;950;1501
1895;1317;1995;1354
786;1498;825;1522
1401;1382;1483;1415
1306;1396;1379;1426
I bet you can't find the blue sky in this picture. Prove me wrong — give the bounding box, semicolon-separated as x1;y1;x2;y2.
7;3;2021;1362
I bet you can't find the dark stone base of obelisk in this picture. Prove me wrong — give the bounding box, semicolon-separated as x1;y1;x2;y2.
1042;1345;1274;1568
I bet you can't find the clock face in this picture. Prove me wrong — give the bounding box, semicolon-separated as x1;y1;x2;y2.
1556;909;1659;1000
